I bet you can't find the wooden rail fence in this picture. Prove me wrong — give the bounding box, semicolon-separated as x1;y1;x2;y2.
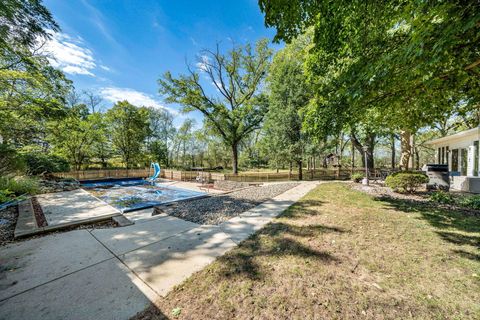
53;167;395;182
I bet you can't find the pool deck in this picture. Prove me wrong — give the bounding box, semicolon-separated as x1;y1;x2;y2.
15;180;223;237
0;181;320;320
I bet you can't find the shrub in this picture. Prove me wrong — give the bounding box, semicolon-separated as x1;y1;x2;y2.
23;153;70;175
0;176;39;196
385;171;428;193
351;173;364;183
0;144;25;176
430;190;455;204
458;195;480;210
0;189;14;204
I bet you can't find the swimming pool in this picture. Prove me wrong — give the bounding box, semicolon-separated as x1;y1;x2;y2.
80;178;206;212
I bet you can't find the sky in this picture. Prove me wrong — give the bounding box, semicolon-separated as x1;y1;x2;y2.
42;0;281;127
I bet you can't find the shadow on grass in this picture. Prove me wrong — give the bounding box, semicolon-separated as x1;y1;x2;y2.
280;200;326;219
218;221;343;280
375;196;480;262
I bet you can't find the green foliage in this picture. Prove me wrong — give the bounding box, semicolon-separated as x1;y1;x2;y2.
259;0;480;169
430;191;480;211
48;105;106;170
171;307;182;317
385;172;428;193
159;39;272;174
351;173;364;183
458;196;480;211
0;189;14;204
261;32;311;176
0;143;25;176
429;191;455;205
106;101;150;169
0;176;39;196
0;0;59;56
23;152;69;175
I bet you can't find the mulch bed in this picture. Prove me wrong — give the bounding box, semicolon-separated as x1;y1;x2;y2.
0;205;19;246
31;196;48;227
351;182;480;216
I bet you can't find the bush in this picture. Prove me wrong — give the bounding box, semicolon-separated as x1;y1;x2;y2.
430;190;455;204
458;195;480;210
0;144;25;176
351;173;364;183
385;171;428;193
23;153;70;175
0;176;39;196
0;189;14;204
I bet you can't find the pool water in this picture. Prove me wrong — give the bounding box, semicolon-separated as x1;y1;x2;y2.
81;179;206;212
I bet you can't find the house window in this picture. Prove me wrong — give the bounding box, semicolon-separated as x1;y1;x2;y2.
461;148;468;176
475;141;479;176
446;146;449;165
438;148;441;164
451;149;459;172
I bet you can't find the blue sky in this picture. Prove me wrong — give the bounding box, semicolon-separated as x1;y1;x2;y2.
43;0;280;126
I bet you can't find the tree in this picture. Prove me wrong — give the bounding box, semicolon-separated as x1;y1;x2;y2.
0;0;70;147
262;32;312;179
105;101;150;169
48;105;103;170
146;107;175;166
0;0;59;67
158;39;273;174
259;0;480;170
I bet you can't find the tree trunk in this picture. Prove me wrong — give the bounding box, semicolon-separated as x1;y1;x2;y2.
232;142;239;174
390;134;396;169
297;160;303;181
399;130;412;170
351;140;355;173
414;146;420;170
350;130;375;170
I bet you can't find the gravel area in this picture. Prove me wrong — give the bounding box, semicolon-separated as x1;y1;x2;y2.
350;182;429;202
162;182;300;225
0;205;18;246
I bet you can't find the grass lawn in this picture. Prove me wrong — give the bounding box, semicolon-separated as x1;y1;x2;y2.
134;183;480;319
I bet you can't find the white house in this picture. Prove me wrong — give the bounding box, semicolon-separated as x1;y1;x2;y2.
426;127;480;192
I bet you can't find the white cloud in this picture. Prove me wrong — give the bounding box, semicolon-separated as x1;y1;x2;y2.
196;54;210;72
100;65;111;71
100;87;177;114
41;31;107;77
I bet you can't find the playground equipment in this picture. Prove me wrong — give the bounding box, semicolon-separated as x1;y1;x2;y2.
147;162;161;183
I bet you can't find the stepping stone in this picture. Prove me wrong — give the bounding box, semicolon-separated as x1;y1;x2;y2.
0;258;159;320
90;215;199;255
119;225;236;296
0;230;113;301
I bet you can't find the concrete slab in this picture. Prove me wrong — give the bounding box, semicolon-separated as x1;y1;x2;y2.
120;225;236;296
0;230;113;301
37;189;120;226
123;207;167;223
220;182;320;243
90;215;199;255
0;258;159;320
14;200;37;238
219;215;272;244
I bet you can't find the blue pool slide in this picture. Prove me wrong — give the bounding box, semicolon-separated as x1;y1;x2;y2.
148;162;161;181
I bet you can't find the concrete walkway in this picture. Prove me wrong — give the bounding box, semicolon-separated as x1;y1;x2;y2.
0;181;319;320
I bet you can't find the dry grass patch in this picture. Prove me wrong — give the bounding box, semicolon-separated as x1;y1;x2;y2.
133;183;480;320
